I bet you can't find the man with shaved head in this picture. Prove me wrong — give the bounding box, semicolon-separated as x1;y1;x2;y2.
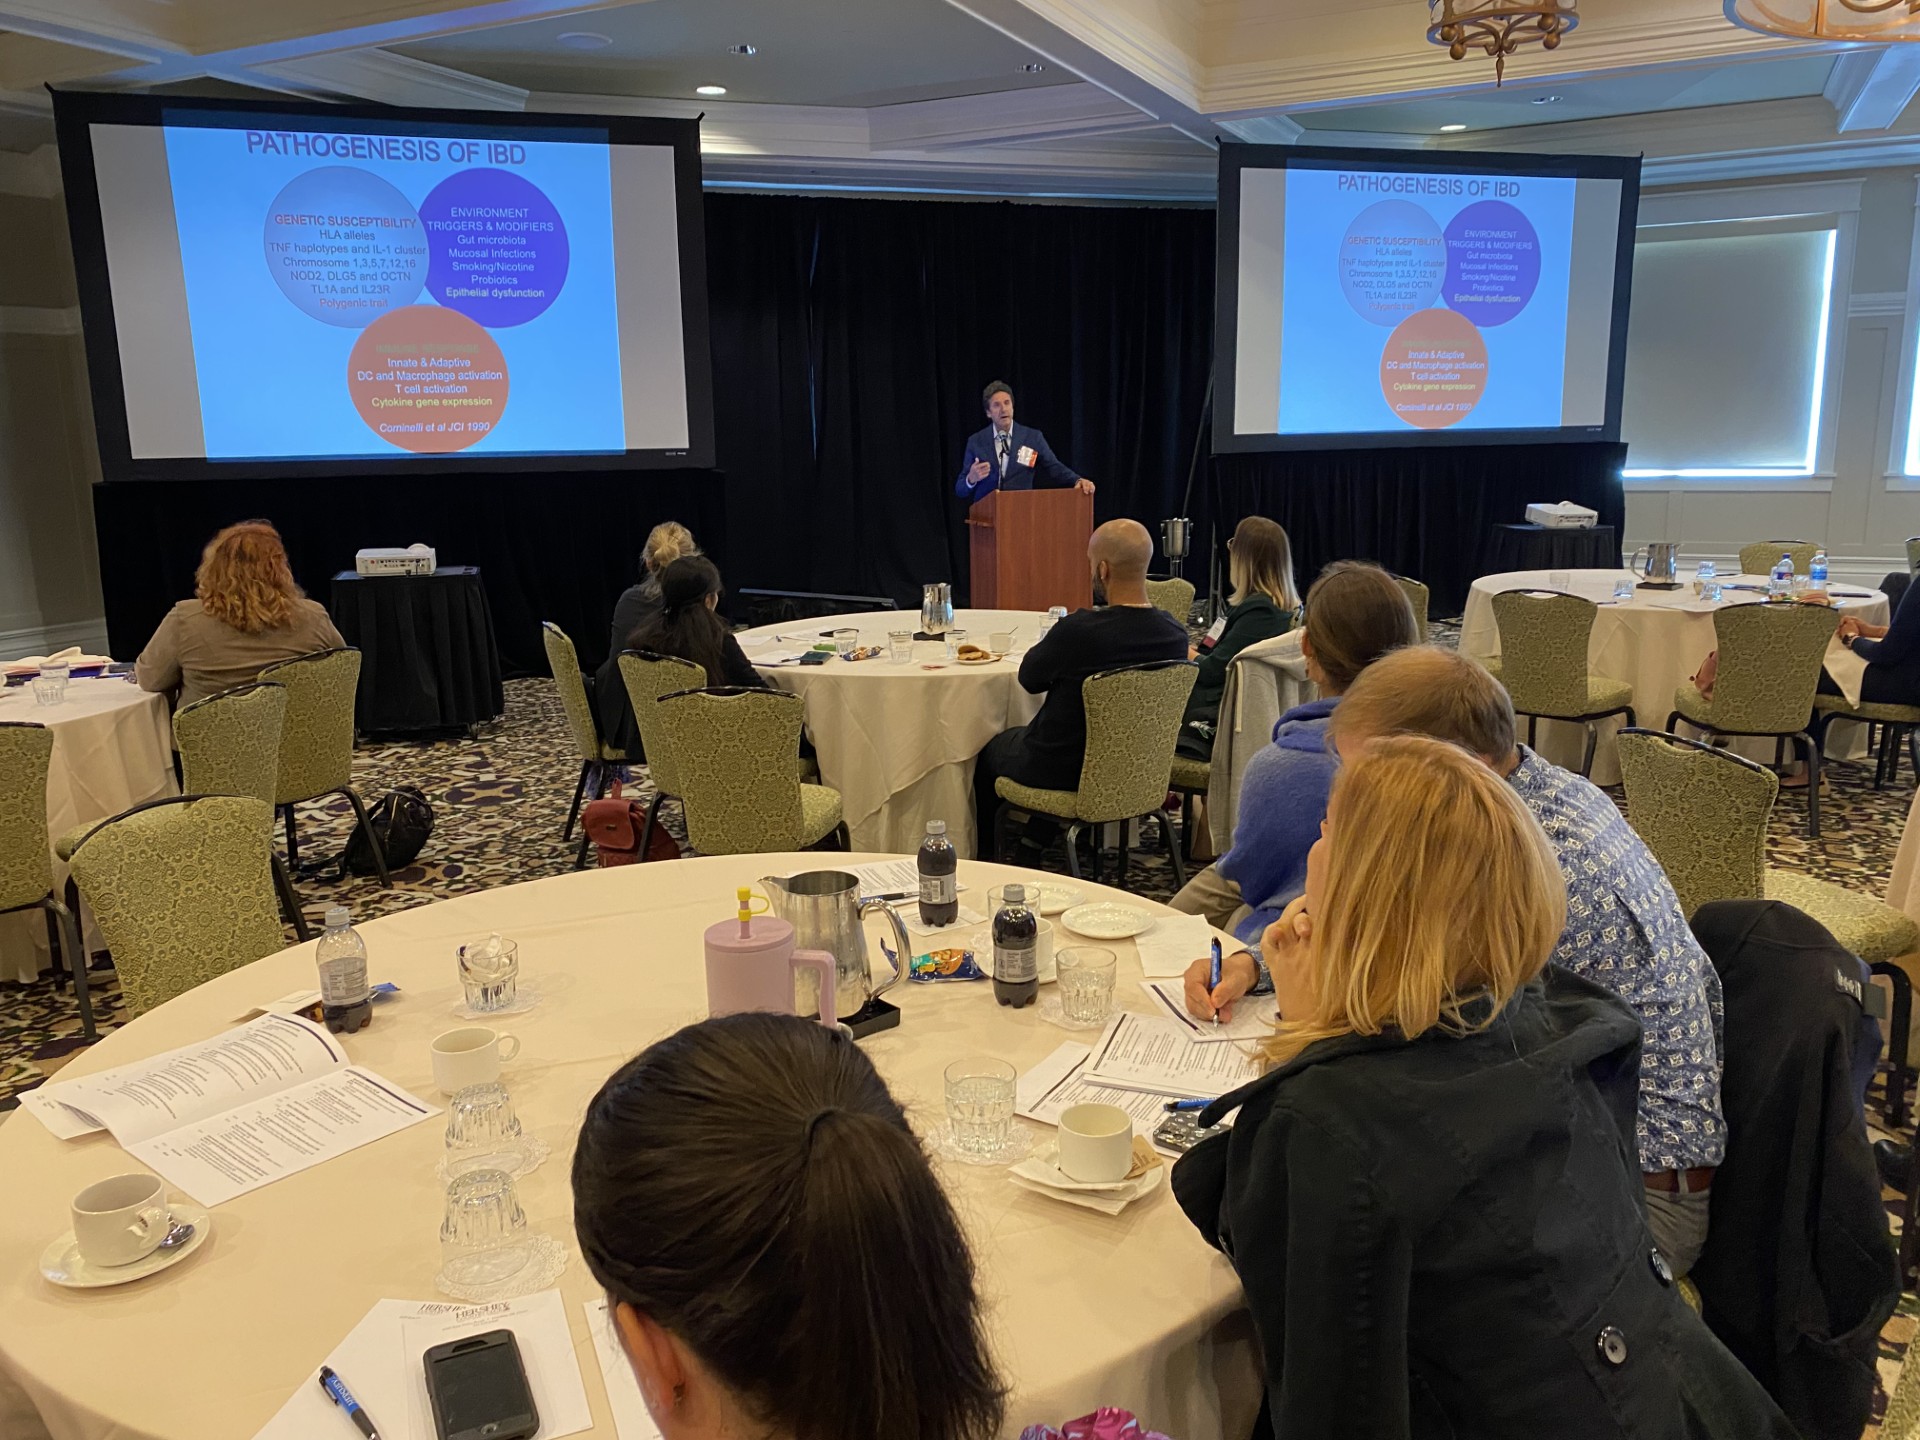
971;518;1187;857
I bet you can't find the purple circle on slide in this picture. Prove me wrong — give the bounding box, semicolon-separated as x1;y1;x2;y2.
420;168;569;327
1338;200;1447;326
262;167;426;327
1443;200;1540;326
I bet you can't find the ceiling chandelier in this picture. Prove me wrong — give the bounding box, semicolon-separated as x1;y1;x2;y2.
1429;1;1579;86
1724;0;1920;41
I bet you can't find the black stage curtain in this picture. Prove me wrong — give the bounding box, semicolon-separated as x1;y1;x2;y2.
1208;442;1629;619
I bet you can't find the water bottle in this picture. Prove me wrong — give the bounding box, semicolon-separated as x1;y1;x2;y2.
917;819;957;927
315;905;371;1033
1809;549;1829;592
1769;552;1793;601
991;884;1038;1009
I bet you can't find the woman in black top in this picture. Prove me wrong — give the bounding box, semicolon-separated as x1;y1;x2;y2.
1178;516;1299;757
596;522;699;755
1828;575;1920;707
629;556;766;690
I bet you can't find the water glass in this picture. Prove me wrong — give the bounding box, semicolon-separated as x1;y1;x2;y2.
888;629;914;664
444;1081;527;1178
31;664;68;706
458;934;519;1012
1056;947;1118;1026
1612;575;1635;602
944;628;969;662
944;1056;1016;1160
1548;571;1571;593
832;627;859;659
439;1167;531;1288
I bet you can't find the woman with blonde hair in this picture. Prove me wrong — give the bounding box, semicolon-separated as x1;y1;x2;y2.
135;520;342;707
1178;515;1299;753
596;520;700;755
1172;736;1794;1440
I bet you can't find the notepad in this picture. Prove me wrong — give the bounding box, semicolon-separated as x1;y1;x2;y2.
1131;913;1219;978
1082;1012;1263;1098
1015;1042;1191;1131
1139;979;1278;1044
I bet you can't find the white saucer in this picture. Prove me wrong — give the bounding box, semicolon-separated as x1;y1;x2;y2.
1060;903;1155;941
41;1200;211;1288
1029;883;1084;915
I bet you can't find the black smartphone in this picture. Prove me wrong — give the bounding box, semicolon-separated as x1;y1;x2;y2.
1153;1110;1228;1154
423;1329;540;1440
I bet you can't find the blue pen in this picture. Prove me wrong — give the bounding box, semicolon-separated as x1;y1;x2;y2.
1208;937;1223;1025
318;1365;381;1440
1164;1098;1212;1113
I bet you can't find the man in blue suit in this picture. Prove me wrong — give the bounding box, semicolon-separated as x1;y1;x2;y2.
954;380;1097;501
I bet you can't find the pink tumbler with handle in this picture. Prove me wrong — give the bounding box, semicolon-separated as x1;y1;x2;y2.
705;888;838;1027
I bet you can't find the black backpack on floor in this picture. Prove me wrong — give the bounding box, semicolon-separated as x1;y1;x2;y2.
343;786;434;875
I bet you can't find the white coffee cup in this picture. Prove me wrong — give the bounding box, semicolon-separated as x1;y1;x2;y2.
431;1026;522;1096
72;1173;171;1268
1057;1103;1134;1184
989;630;1013;654
1034;919;1056;983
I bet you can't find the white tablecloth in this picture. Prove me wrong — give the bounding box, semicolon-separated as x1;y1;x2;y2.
1458;570;1888;785
0;854;1260;1440
0;678;175;983
1890;788;1920;926
742;610;1047;855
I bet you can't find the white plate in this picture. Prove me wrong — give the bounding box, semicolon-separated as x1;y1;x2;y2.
1060;903;1156;941
970;931;1057;985
41;1199;211;1288
1030;883;1084;915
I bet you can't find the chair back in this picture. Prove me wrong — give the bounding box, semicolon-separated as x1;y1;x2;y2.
1615;729;1774;920
0;722;54;910
68;795;285;1017
255;648;360;805
174;682;287;807
1908;537;1920;578
617;650;705;795
1737;540;1819;578
653;688;809;854
1394;575;1431;643
1208;635;1313;852
1704;601;1837;733
1075;661;1198;822
542;622;611;763
1144;578;1195;624
1491;590;1598;716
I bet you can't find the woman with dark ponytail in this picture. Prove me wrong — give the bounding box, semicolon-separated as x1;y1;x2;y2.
572;1013;1005;1440
628;555;766;690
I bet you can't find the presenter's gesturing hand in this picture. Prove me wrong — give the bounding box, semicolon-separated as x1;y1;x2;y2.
968;458;992;488
1074;477;1096;495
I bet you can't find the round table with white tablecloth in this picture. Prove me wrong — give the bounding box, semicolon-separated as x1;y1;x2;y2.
741;609;1048;856
0;854;1259;1440
0;676;176;983
1458;569;1889;786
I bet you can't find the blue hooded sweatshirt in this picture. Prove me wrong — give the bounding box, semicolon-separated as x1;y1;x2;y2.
1214;696;1339;946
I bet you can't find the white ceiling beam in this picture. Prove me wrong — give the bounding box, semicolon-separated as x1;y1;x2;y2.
868;82;1159;151
249;51;529;110
1216;115;1303;145
0;1;180;65
1824;46;1920;133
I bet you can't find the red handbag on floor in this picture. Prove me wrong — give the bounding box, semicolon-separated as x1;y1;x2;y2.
582;779;678;865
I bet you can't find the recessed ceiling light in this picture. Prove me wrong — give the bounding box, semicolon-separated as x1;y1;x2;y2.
1022;62;1047;73
1440;123;1468;132
555;31;612;50
727;43;757;56
1531;93;1562;105
695;84;728;96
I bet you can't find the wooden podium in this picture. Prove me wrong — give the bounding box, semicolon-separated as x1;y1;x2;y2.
966;488;1095;612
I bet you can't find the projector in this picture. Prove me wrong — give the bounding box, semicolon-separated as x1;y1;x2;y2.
1525;502;1598;530
355;544;437;577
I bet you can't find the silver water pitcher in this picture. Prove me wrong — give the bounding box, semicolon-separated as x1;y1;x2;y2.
1630;542;1680;584
921;582;953;635
758;870;911;1021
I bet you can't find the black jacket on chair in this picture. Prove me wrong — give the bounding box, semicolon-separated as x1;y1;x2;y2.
1172;966;1796;1440
1690;900;1899;1440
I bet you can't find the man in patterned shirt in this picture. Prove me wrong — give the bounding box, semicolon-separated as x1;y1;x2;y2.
1192;646;1726;1273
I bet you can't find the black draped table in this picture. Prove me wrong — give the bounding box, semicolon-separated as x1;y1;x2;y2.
328;567;504;734
1487;523;1620;575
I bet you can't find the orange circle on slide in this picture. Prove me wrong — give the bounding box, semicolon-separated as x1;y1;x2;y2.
1379;308;1488;430
347;305;509;454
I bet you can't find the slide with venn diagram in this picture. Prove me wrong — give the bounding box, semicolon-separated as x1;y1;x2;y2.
159;126;625;460
1276;169;1577;436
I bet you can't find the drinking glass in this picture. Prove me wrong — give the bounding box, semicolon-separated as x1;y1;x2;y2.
444;1081;528;1179
457;935;519;1012
1056;947;1118;1026
945;628;969;661
1548;571;1571;593
31;663;68;706
438;1167;531;1288
1612;575;1635;602
832;628;859;659
888;629;914;664
944;1057;1016;1160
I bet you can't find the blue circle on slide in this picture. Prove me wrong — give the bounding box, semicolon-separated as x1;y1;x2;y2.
262;167;427;328
1339;200;1447;327
1444;200;1541;327
420;168;570;328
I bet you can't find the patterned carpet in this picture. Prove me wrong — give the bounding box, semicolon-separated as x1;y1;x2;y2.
3;656;1919;1431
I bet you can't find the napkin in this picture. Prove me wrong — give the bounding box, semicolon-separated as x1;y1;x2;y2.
1824;633;1868;708
1131;913;1216;978
4;646;111;672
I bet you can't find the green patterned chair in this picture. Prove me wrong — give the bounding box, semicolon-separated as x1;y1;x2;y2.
0;723;92;1036
1169;754;1211;862
993;659;1197;888
67;795;285;1018
1811;695;1920;790
1490;590;1635;777
1144;577;1195;625
1395;575;1431;644
1908;537;1920;578
543;621;633;847
1665;601;1837;838
652;687;846;855
614;650;706;868
1616;728;1920;1125
255;647;390;885
1737;540;1818;578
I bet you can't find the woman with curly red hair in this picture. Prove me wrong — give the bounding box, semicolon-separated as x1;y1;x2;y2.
135;521;343;706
